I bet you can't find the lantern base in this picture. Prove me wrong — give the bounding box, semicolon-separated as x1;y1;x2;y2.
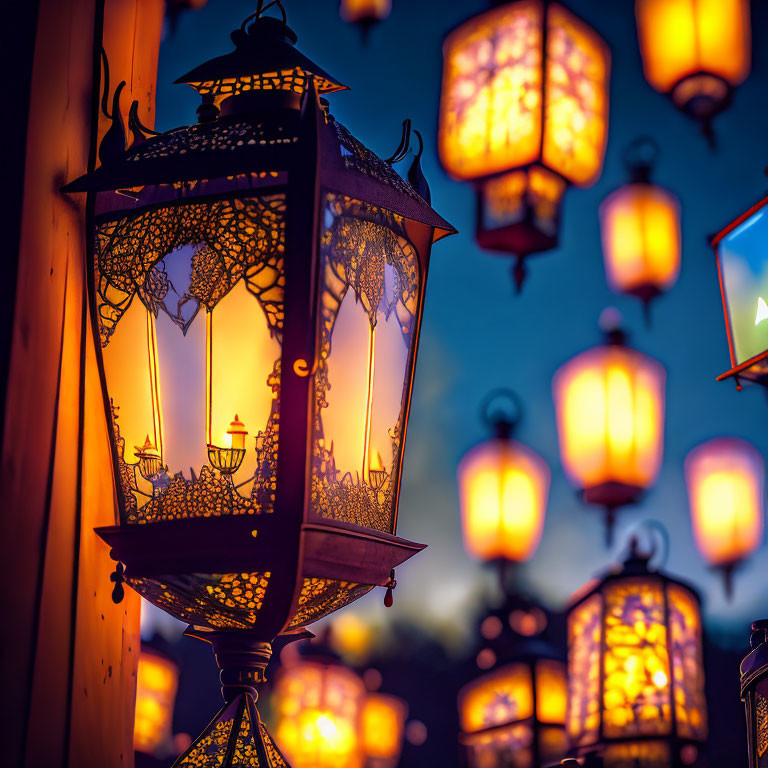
717;349;768;390
671;73;731;122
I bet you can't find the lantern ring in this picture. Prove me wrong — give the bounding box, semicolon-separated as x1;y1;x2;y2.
624;136;660;182
623;518;670;571
480;388;522;437
293;356;319;377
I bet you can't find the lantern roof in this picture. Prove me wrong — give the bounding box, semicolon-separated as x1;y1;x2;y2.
175;13;347;96
741;620;768;695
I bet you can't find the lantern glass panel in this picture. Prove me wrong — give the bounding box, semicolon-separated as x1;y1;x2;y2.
536;659;567;724
567;592;603;746
438;1;544;181
458;437;550;563
95;195;285;524
361;693;407;763
600;182;681;296
635;0;750;93
542;4;609;185
311;195;420;533
668;584;708;740
460;663;534;732
754;677;768;766
716;203;768;366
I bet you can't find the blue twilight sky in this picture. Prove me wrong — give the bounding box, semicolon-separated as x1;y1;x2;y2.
152;0;768;649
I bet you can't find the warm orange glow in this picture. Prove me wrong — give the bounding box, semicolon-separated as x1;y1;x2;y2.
553;344;665;497
273;661;366;768
362;693;407;765
457;437;550;562
636;0;751;95
340;0;391;23
600;183;681;297
330;612;375;663
134;649;179;756
459;663;534;733
439;1;608;186
685;437;764;567
536;660;567;724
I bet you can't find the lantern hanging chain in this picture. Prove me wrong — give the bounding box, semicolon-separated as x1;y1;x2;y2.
480;388;522;439
624;518;670;571
242;0;287;30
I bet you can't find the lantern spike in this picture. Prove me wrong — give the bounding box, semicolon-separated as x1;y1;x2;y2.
722;563;735;601
604;506;616;548
512;256;526;294
99;80;127;167
407;130;431;204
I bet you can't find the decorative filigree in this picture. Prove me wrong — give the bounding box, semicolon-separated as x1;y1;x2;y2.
287;578;373;628
757;693;768;758
260;724;288;768
176;709;234;767
567;594;602;746
332;120;422;202
128;571;270;631
110;403;137;515
95;195;285;346
188;68;339;99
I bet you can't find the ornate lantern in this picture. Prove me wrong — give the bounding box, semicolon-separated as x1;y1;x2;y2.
711;194;768;389
599;138;681;317
635;0;751;138
361;693;408;768
566;536;708;768
457;390;550;571
134;645;180;758
339;0;391;42
741;620;768;768
459;597;568;768
685;437;764;599
437;0;609;290
552;310;665;544
63;2;454;765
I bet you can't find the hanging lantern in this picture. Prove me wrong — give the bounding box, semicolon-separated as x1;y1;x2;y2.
741;620;768;768
63;1;454;764
361;693;408;768
635;0;751;137
134;645;180;758
273;659;367;768
457;390;550;568
438;0;610;291
599;138;681;317
567;536;708;768
339;0;391;42
459;597;568;768
552;310;665;544
711;194;768;389
685;437;764;599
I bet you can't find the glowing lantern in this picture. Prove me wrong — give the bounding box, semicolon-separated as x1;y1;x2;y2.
362;693;408;768
711;194;768;389
685;437;764;598
64;2;453;764
567;537;708;767
274;660;367;768
635;0;751;136
741;620;768;768
552;311;665;543
458;390;550;568
134;646;180;757
339;0;391;42
438;0;610;290
600;138;681;315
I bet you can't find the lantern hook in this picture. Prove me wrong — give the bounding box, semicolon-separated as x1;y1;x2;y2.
622;519;670;572
511;256;527;294
128;99;162;149
386;119;412;165
623;136;659;183
243;1;287;30
383;569;396;607
480;388;522;440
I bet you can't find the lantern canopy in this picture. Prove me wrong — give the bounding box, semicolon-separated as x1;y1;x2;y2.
458;390;550;566
741;620;768;768
635;0;751;134
685;437;764;598
438;0;610;290
567;537;708;768
600;138;681;315
63;3;454;765
134;645;180;757
711;195;768;388
552;311;666;544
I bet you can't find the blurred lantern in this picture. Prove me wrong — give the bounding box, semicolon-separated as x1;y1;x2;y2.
711;194;768;390
635;0;751;139
63;1;453;764
339;0;391;43
566;534;708;768
457;390;550;575
330;612;376;665
685;437;764;599
459;596;568;768
134;645;180;757
362;693;408;768
438;0;610;291
599;138;681;319
741;620;768;768
552;310;665;544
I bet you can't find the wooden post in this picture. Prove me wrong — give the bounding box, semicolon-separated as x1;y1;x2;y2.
0;1;164;766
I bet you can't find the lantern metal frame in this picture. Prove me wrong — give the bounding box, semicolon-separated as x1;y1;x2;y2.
64;3;454;765
566;536;707;767
711;194;768;390
741;620;768;768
